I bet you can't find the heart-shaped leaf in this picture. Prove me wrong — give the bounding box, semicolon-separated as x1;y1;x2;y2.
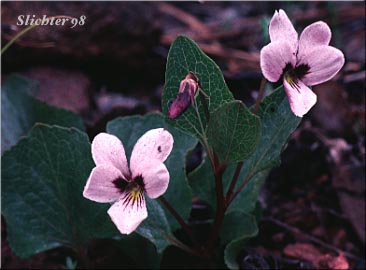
162;35;234;141
189;87;301;213
1;124;116;258
207;101;261;163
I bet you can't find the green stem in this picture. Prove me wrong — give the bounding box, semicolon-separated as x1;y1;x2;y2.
199;89;210;123
192;100;214;167
1;15;73;55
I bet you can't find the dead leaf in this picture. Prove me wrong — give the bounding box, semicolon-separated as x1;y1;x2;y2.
284;243;349;269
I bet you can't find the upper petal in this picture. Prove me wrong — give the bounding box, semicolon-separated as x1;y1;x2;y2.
83;165;123;203
298;45;345;86
92;133;130;178
132;159;170;199
130;128;174;170
298;21;332;62
283;77;317;117
107;194;148;234
269;9;298;52
260;40;296;82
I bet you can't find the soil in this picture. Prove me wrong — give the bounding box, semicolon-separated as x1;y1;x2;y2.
1;2;365;269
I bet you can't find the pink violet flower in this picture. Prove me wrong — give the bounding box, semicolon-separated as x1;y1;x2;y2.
260;9;345;117
83;128;174;234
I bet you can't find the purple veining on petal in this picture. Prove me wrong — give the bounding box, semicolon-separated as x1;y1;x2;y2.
112;177;128;193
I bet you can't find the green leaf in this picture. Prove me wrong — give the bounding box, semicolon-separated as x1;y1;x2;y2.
1;124;117;258
162;35;234;140
228;87;301;212
1;74;84;152
106;113;197;230
224;238;247;270
188;156;216;210
207;101;261;163
65;257;78;270
220;211;258;245
221;211;258;269
136;197;173;253
189;87;301;213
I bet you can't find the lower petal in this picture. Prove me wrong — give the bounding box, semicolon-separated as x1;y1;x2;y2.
283;78;317;117
83;165;124;203
108;194;148;234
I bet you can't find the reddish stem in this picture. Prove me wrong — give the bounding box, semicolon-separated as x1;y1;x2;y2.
253;78;267;115
225;161;243;203
159;196;201;250
204;153;227;255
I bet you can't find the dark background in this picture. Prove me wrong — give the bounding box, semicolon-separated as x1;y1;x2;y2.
1;1;365;269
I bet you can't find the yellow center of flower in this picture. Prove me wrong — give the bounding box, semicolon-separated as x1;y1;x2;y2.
119;176;145;209
129;184;143;202
284;69;301;92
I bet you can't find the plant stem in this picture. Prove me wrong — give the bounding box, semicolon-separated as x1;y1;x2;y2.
225;161;243;203
193;84;227;257
159;196;201;250
225;78;266;206
1;15;73;55
192;99;215;170
166;234;206;258
253;78;267;115
199;89;210;123
204;153;227;256
226;169;255;206
75;246;92;269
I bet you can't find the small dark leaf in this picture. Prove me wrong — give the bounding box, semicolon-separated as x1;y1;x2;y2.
1;74;84;152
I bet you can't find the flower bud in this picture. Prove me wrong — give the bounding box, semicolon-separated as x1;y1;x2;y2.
168;72;199;119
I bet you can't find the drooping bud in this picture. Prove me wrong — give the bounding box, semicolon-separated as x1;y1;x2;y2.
168;72;199;119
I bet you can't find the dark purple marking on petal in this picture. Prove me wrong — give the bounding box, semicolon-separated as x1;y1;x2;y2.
283;63;310;92
112;177;128;193
295;64;310;79
117;175;146;210
134;175;145;190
